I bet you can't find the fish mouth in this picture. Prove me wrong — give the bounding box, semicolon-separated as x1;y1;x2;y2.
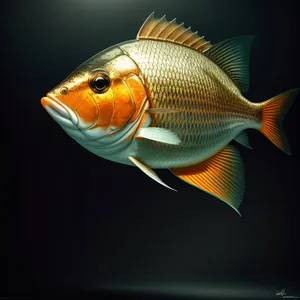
41;94;78;128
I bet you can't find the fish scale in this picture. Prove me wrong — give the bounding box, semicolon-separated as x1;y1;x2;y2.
121;40;256;164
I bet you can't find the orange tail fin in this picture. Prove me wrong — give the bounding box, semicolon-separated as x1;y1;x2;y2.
260;89;299;154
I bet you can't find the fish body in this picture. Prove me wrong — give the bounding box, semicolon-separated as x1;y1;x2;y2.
41;13;298;215
119;39;261;168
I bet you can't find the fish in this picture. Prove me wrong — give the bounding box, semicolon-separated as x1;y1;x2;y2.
41;12;299;216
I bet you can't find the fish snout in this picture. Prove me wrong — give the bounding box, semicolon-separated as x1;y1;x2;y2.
41;93;78;127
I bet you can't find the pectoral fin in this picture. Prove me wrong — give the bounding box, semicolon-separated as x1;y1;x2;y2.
170;145;244;216
128;156;176;191
235;131;252;149
135;127;181;145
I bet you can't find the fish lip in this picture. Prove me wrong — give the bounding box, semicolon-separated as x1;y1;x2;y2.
41;94;78;125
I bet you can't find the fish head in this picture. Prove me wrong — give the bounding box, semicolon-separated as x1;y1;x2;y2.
41;44;148;150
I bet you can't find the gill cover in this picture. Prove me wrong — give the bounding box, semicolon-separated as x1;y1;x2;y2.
98;54;148;133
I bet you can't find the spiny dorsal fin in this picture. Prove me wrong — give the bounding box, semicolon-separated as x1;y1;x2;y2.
137;12;212;52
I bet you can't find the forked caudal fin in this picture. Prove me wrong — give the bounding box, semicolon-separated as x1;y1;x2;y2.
260;89;299;154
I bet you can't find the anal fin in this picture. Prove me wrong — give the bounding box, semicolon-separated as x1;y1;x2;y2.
170;145;245;216
235;131;252;149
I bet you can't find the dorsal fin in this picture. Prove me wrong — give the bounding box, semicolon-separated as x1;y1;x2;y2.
204;36;255;92
137;12;212;52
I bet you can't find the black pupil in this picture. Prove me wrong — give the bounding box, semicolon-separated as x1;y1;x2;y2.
94;76;109;90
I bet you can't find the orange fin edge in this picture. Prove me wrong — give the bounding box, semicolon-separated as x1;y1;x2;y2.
170;145;245;216
260;88;299;155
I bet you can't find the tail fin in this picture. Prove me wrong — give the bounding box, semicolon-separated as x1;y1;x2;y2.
260;89;299;154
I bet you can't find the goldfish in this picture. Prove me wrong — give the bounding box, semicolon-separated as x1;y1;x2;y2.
41;13;298;215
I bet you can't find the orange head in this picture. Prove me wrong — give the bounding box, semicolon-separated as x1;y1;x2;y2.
41;44;148;153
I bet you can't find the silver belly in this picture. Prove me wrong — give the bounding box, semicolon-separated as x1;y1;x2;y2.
93;125;243;169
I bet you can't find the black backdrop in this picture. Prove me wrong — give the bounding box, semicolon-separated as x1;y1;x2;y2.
3;0;300;299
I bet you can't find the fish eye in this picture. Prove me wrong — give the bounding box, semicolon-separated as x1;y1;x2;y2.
60;87;68;95
90;73;110;93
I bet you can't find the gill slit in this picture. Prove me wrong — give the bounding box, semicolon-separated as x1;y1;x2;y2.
103;87;114;130
122;75;136;119
120;46;153;110
79;92;100;131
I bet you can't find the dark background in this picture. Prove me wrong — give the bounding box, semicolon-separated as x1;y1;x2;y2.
2;0;300;299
